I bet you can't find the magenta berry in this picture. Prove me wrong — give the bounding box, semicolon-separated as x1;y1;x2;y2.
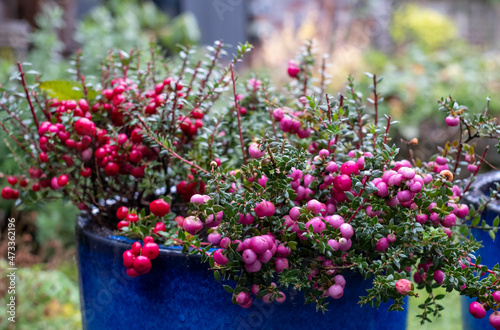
74;118;96;136
287;60;300;78
190;194;206;206
213;249;229;265
493;291;500;302
433;270;445;284
338;238;352;251
275;257;289;273
333;174;352;191
490;312;500;330
305;217;326;233
250;236;269;254
307;199;323;214
446;116;460;127
242;249;258;264
387;233;396;243
255;200;275;218
340;160;359;176
272;108;284;121
441;214;457;228
375;237;389;251
325;215;344;229
468;301;486;319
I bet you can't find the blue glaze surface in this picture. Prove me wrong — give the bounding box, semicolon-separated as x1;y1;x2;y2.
77;217;408;330
460;172;500;330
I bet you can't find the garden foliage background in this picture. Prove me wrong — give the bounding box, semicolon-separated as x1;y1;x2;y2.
1;0;500;328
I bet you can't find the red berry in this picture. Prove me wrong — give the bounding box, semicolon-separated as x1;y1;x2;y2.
133;255;152;274
191;108;204;119
74;118;96;136
122;250;135;268
57;175;69;187
153;222;166;234
142;242;159;260
149;199;170;217
39;152;49;163
80;167;92;178
126;213;139;223
131;242;142;256
116;206;129;219
29;167;43;179
117;220;129;230
104;162;120;176
78;99;89;112
130;128;143;143
126;268;140;278
130;167;145;178
1;186;14;199
144;236;154;244
32;183;40;192
129;150;143;163
7;176;17;186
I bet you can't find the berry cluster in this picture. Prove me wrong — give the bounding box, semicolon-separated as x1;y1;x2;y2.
122;236;159;277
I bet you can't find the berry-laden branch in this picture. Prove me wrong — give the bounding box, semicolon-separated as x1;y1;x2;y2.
136;114;210;175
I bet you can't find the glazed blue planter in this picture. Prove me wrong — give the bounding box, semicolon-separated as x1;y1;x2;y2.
76;216;408;329
460;172;500;330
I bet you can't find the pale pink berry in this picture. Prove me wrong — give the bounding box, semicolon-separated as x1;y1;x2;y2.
307;199;323;214
338;238;352;251
182;216;204;234
339;223;354;239
334;274;346;288
220;237;231;249
328;239;339;250
245;260;262;273
275;257;289;273
325;215;344;229
395;279;412;295
328;284;344;299
305;217;326;233
326;161;338;173
248;143;265;159
190;194;206;206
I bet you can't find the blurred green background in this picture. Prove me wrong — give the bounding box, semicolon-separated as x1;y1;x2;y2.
2;0;500;328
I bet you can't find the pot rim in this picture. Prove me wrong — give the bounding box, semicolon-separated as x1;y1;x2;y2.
77;215;201;257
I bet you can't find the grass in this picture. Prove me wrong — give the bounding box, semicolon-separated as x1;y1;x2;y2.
407;287;462;330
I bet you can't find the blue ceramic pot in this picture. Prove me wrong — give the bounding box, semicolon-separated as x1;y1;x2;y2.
460;172;500;329
76;216;408;329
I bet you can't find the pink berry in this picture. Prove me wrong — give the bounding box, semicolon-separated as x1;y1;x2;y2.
328;239;339;251
273;108;284;121
395;279;412;295
446;116;460;127
245;260;262;273
493;291;500;302
375;237;389;251
250;236;269;254
325;215;344;229
182;216;204;234
338;238;352;251
333;174;352;191
305;217;326;233
307;199;323;214
387;233;396;243
339;223;354;239
74;118;95;136
340;161;359;176
248;143;265;159
326;161;338;173
213;249;229;265
255;200;275;218
242;249;258;264
275;257;289;273
258;249;273;263
415;214;428;224
238;213;255;225
441;214;457;228
328;284;344;299
287;60;300;78
126;268;140;278
334;275;346;288
490;312;500;330
433;270;445;284
190;194;206;206
468;301;486;319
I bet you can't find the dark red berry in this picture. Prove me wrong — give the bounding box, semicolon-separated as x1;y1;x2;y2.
7;176;17;186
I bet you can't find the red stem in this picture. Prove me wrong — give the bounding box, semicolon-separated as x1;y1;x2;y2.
17;63;39;129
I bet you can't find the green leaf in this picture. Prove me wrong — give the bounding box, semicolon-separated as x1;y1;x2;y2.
214;270;221;282
493;216;500;228
39;80;97;100
223;285;233;293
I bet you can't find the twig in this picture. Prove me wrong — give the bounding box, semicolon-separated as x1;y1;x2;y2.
17;63;39;129
462;146;489;196
230;65;247;165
